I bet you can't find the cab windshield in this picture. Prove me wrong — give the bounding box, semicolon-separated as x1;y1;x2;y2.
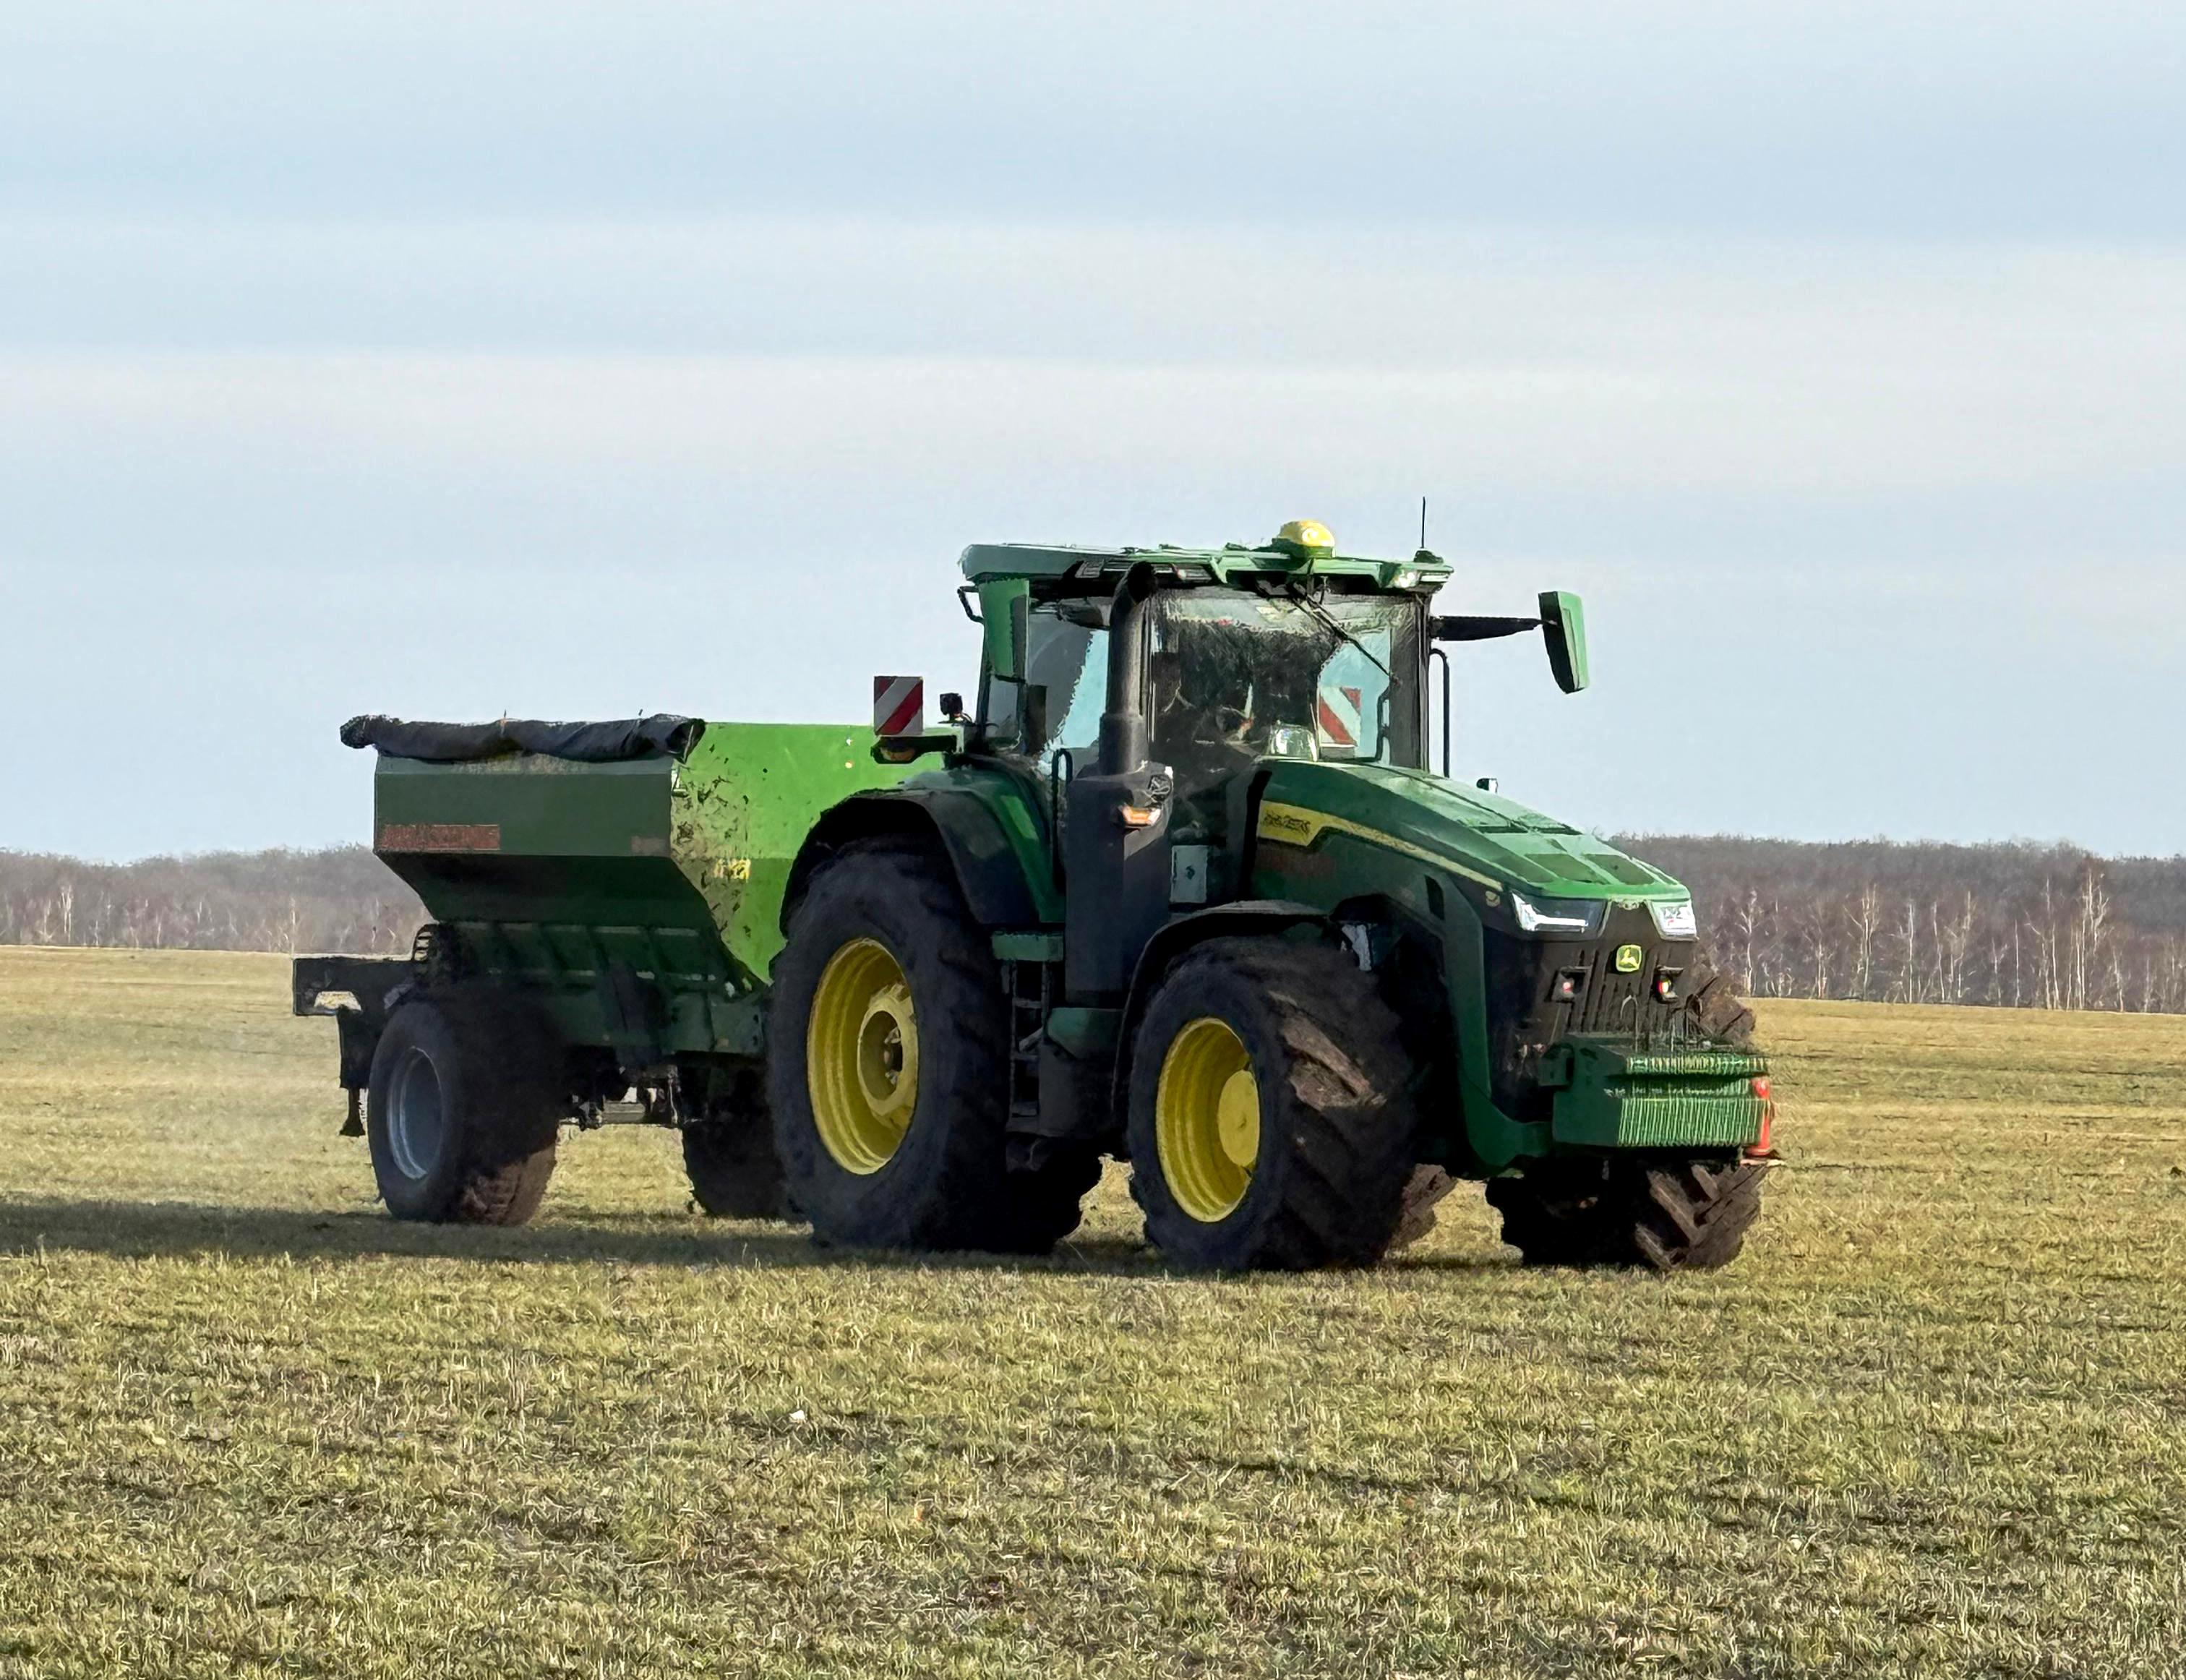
1149;588;1423;795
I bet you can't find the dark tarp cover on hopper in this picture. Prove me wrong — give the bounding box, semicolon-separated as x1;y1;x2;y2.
339;714;704;763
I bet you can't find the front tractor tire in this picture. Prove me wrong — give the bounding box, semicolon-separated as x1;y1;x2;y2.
364;993;563;1225
1126;938;1418;1272
767;839;1097;1254
1478;957;1769;1270
1486;1154;1768;1271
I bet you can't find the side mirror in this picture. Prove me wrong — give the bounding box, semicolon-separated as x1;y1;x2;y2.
1538;591;1589;694
978;577;1030;681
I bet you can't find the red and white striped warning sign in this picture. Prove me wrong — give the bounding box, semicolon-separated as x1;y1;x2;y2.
1316;685;1363;751
873;674;925;737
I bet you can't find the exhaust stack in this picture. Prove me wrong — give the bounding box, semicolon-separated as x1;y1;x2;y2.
1097;561;1159;776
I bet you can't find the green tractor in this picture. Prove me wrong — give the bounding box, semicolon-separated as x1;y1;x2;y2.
296;520;1775;1270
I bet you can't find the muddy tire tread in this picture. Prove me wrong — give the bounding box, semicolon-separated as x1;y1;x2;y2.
1488;1154;1768;1270
1128;938;1417;1271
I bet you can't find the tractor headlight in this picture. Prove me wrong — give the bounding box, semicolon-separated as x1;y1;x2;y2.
1509;893;1605;938
1650;899;1698;940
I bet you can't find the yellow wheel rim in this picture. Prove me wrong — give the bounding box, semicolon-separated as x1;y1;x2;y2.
806;937;920;1175
1154;1016;1261;1223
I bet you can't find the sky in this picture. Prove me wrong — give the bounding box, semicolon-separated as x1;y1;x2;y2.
3;0;2182;860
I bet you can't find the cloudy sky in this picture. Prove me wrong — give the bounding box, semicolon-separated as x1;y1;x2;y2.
4;1;2182;859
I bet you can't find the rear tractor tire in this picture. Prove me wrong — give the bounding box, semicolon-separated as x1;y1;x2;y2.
1126;938;1418;1271
767;839;1097;1254
1486;1154;1767;1271
365;992;563;1225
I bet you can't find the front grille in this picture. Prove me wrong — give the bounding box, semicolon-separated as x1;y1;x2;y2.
1483;905;1700;1120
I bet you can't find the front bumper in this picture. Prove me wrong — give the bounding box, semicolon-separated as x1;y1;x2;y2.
1546;1040;1773;1151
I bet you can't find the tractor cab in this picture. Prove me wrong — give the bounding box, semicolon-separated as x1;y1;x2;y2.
958;518;1579;826
967;520;1441;786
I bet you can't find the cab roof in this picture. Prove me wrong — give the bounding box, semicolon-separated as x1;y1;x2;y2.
959;537;1454;594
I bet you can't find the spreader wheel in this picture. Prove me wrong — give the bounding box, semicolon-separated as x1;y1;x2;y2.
364;991;562;1225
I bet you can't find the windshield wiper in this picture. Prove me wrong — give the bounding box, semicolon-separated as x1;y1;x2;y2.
1282;583;1392;680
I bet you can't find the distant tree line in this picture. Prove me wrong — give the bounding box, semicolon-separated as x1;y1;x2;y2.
7;835;2185;1014
1621;836;2186;1014
0;847;422;957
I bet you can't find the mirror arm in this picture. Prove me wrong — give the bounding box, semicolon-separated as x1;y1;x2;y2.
1432;614;1541;643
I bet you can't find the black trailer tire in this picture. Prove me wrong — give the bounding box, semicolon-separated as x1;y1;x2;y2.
364;993;562;1225
1485;1154;1768;1271
682;1072;789;1219
1125;938;1417;1271
768;839;1092;1254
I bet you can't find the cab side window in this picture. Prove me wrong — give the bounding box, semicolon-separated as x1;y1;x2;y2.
1020;607;1108;760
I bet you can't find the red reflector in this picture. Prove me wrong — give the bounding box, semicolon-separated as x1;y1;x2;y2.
1750;1076;1770;1100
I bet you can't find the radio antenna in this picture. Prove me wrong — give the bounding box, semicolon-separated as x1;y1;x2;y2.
1418;496;1428;554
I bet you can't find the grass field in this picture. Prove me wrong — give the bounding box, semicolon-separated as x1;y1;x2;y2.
1;946;2182;1678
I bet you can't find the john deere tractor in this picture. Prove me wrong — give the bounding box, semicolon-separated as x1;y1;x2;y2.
296;520;1774;1270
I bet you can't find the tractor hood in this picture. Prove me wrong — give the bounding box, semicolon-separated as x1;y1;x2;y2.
1253;760;1687;905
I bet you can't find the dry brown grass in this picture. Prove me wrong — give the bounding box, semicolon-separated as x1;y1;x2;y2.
1;946;2182;1677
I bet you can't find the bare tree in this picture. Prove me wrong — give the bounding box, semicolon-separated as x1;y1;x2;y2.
1849;884;1882;1002
1728;888;1763;994
1892;897;1923;1003
2073;863;2111;1011
0;847;423;956
1803;900;1835;999
1937;893;1976;1003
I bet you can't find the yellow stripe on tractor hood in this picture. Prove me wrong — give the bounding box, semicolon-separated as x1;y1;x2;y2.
1256;801;1503;892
